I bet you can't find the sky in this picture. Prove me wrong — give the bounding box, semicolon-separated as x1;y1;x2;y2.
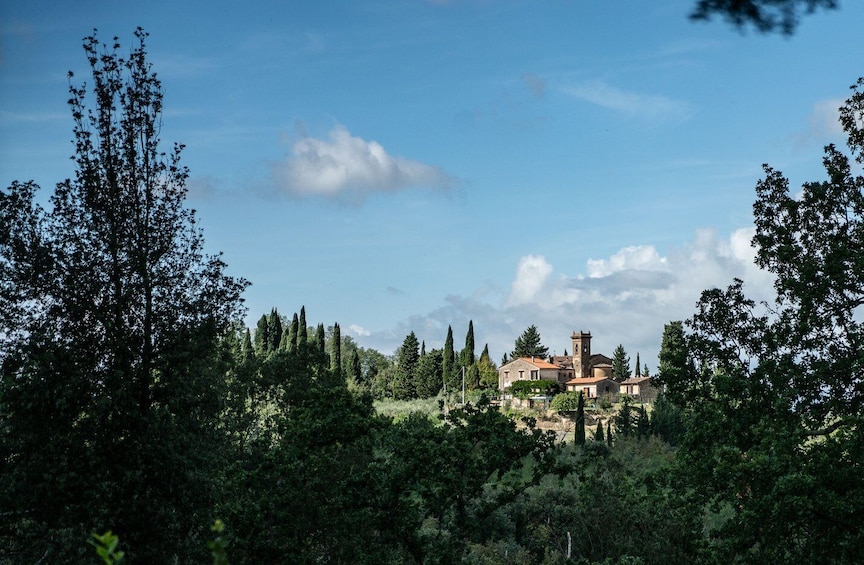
2;0;863;370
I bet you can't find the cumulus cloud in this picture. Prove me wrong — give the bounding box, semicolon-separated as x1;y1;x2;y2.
507;255;554;306
356;226;776;371
563;80;692;121
271;125;455;200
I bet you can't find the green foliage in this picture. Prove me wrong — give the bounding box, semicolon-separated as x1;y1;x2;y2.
330;322;341;378
91;531;124;564
267;308;283;353
461;319;476;367
594;420;605;442
443;325;457;390
690;0;838;35
615;396;635;437
611;344;631;380
393;331;420;400
511;325;549;359
415;348;444;398
549;391;581;412
0;29;247;562
207;519;229;565
656;77;864;561
477;344;499;390
508;379;559;399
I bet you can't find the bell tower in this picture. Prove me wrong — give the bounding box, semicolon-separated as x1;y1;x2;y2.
571;331;592;378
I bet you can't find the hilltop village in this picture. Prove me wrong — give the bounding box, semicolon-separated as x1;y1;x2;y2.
498;331;661;404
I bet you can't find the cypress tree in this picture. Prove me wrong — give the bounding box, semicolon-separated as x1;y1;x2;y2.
479;344;491;365
331;322;342;378
637;405;651;438
462;319;476;367
242;328;255;363
575;391;586;445
287;312;299;352
595;420;605;442
607;420;613;447
421;340;426;357
443;325;455;390
316;323;325;356
298;306;308;350
635;352;641;378
350;349;362;383
254;314;269;356
268;308;283;352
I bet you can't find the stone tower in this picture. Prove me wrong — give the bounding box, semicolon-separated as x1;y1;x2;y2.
571;331;592;378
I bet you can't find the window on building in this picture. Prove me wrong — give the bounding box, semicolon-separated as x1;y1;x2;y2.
530;370;539;380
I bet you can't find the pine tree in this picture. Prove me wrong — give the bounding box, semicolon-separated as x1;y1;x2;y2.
611;344;631;381
642;363;650;377
393;331;420;400
511;325;549;359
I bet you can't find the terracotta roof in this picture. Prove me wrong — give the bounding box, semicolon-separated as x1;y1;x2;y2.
516;357;561;369
565;376;614;385
621;376;652;384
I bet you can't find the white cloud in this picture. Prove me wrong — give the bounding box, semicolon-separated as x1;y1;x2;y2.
356;226;776;371
563;80;691;121
348;324;370;337
271;125;455;200
507;255;553;306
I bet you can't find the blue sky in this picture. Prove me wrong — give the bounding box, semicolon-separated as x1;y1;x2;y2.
2;0;862;368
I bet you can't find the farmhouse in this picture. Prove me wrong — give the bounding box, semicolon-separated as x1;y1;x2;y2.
498;357;572;391
621;376;660;403
499;331;616;392
564;376;620;399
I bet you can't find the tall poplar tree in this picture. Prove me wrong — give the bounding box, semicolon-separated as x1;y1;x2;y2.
0;29;247;561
